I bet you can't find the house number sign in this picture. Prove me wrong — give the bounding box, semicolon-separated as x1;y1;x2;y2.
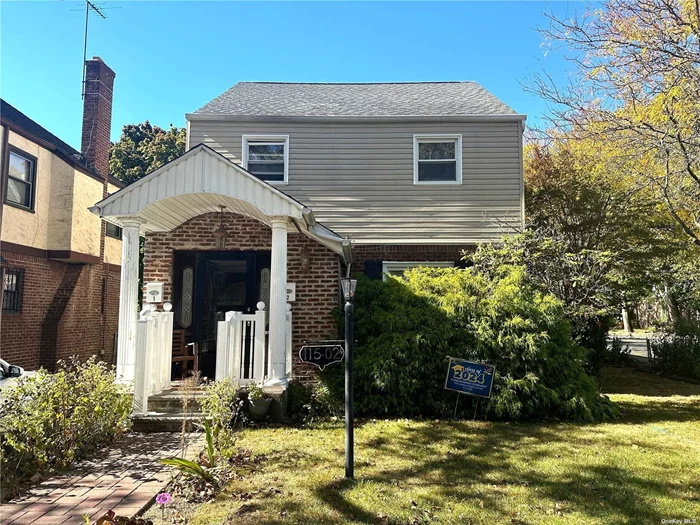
299;341;344;370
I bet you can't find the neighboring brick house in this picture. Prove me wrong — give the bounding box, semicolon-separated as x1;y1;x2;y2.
93;82;524;389
0;57;124;371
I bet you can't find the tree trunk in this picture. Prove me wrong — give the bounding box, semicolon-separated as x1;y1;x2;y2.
664;284;681;324
622;303;633;334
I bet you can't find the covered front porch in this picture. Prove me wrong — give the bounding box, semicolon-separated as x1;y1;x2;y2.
91;145;351;412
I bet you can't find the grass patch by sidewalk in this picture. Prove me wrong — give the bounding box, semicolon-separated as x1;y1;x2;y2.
183;368;699;525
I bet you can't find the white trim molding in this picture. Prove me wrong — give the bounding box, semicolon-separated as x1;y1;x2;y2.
382;261;454;280
242;134;290;185
413;134;463;185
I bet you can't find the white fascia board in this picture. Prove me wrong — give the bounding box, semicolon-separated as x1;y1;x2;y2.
185;113;528;123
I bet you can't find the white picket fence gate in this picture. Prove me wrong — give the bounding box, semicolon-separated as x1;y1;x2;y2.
131;302;292;415
133;305;173;415
215;302;293;385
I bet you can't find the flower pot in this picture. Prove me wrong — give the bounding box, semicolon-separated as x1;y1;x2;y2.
248;398;272;419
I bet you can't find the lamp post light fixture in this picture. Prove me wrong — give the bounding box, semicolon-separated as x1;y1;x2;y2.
341;278;357;300
342;277;357;479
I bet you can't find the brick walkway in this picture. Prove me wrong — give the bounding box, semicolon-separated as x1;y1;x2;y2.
0;433;201;525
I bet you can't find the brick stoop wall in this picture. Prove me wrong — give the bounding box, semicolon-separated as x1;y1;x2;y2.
0;250;120;371
143;212;341;381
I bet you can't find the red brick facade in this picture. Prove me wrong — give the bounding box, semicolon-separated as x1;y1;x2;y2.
0;250;120;371
81;57;115;179
142;212;341;380
352;244;475;270
1;57;121;372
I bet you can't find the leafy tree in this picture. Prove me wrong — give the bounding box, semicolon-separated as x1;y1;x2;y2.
530;0;700;246
109;121;186;185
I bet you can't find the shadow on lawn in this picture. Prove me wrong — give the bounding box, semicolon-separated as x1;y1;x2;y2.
305;422;687;524
244;369;699;524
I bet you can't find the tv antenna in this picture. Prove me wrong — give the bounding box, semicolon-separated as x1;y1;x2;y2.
72;1;120;98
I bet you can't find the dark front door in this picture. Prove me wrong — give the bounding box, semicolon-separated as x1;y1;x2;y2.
173;251;271;379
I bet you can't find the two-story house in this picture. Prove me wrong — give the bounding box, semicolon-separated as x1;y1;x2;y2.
0;57;123;371
92;82;524;390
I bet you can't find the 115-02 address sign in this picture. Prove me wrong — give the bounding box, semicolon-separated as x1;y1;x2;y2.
299;342;345;370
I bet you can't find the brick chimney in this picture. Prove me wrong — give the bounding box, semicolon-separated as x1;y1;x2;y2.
81;56;115;178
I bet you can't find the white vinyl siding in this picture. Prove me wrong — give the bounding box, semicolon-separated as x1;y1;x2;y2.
189;120;523;244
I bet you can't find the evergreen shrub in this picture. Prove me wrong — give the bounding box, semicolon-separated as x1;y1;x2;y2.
325;266;618;422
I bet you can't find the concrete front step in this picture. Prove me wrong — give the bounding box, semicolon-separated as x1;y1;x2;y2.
132;412;205;433
146;389;206;413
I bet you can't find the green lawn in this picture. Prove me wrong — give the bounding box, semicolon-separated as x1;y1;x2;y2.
189;368;700;525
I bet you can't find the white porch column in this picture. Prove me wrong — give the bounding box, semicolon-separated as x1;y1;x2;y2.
267;216;289;387
116;219;142;383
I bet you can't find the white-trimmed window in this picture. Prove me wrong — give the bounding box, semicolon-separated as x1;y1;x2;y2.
242;135;289;184
382;261;454;280
413;135;462;184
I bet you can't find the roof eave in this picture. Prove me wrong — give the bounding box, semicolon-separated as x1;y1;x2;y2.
185;113;527;123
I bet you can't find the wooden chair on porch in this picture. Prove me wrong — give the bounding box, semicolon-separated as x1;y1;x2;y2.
172;329;198;380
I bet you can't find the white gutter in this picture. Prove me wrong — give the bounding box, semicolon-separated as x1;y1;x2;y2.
186;113;527;123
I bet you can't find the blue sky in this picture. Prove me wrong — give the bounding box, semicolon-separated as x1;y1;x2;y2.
1;1;578;149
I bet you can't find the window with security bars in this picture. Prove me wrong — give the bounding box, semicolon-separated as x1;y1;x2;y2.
2;267;24;314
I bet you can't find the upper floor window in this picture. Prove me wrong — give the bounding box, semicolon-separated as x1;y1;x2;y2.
5;148;37;210
105;222;123;239
242;135;289;184
413;135;462;185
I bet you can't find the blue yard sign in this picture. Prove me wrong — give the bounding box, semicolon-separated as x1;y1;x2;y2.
444;357;495;399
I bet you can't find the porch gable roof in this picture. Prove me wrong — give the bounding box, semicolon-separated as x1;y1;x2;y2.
90;144;351;261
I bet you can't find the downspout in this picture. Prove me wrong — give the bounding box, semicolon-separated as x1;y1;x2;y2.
302;206;354;265
518;120;526;228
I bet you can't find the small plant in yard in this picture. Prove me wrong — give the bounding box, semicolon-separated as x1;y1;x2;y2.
200;377;245;454
288;380;342;423
177;374;201;456
156;491;172;521
246;380;272;420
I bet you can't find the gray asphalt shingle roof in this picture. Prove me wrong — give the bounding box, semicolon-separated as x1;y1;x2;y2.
193;82;519;117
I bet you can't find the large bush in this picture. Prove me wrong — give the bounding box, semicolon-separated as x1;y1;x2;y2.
325;266;618;422
0;357;131;499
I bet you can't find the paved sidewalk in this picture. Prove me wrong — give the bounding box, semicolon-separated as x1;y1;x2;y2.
0;433;201;525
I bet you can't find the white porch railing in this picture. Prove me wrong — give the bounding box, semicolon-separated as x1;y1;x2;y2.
133;304;173;415
215;302;293;384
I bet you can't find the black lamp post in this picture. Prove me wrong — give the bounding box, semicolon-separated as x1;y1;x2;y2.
341;277;357;479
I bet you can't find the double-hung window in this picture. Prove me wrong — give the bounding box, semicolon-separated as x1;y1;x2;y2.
5;148;37;210
413;135;462;184
242;135;289;184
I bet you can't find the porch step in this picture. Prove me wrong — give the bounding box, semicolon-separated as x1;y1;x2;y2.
132;412;205;433
147;392;205;413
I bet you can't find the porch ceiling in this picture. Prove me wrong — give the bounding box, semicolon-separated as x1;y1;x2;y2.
90;144;351;262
